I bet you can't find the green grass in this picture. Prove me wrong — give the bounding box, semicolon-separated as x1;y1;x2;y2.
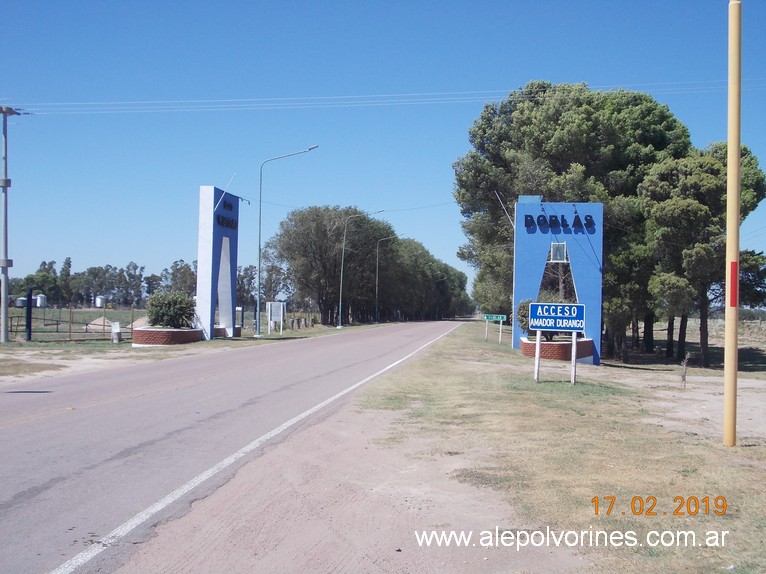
359;320;766;574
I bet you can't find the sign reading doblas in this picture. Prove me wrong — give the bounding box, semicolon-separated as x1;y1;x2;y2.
511;199;603;365
528;303;585;332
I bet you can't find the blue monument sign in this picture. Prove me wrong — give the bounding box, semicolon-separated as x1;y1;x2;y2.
195;186;240;340
512;200;603;364
528;303;585;332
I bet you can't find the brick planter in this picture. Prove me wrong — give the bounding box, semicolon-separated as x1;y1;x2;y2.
520;337;594;361
132;327;204;347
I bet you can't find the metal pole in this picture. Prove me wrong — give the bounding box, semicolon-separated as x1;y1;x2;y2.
1;107;20;344
256;145;318;337
375;235;396;323
723;0;741;447
338;214;360;329
338;210;383;329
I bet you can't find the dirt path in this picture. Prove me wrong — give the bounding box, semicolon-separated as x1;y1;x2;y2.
112;398;585;574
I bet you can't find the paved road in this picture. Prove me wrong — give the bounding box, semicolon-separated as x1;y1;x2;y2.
0;321;461;574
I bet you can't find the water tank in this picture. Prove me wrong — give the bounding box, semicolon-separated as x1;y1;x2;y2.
36;294;47;308
95;295;106;308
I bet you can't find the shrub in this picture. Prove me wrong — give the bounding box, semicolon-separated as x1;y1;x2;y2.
146;291;196;328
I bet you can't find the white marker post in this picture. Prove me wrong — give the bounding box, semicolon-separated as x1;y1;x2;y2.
571;331;577;385
483;314;507;344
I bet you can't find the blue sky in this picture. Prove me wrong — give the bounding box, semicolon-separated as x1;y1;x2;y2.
4;1;765;290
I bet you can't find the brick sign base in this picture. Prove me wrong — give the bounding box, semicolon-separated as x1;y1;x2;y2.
132;327;204;346
520;337;594;361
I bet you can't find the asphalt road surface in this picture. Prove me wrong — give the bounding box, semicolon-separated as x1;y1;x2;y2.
0;321;461;574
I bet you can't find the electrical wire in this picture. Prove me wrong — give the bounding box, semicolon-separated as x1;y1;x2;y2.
7;79;765;116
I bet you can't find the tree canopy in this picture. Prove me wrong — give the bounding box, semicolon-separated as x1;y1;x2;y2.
454;81;766;365
269;206;472;325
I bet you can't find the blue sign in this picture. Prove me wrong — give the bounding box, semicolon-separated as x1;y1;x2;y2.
528;303;585;332
512;201;603;364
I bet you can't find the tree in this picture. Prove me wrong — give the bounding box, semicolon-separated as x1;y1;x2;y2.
144;274;163;299
639;147;766;366
270;206;469;325
739;250;766;308
454;81;692;360
22;261;61;303
271;206;346;325
161;260;197;296
59;258;73;305
648;272;695;358
146;291;196;328
236;265;258;306
114;261;145;307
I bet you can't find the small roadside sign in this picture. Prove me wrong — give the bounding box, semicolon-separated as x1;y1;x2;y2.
528;303;585;332
528;302;586;385
482;314;507;343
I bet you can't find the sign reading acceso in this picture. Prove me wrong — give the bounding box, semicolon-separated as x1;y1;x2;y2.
528;303;585;332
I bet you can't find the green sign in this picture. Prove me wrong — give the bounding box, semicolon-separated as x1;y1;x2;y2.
483;314;507;321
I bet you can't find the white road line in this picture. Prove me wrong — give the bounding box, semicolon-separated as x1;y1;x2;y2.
47;323;461;574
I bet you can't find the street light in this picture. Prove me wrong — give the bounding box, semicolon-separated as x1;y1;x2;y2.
1;107;21;344
375;235;396;323
338;209;383;329
256;145;318;337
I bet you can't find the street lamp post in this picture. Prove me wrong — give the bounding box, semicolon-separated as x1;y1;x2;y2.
375;235;396;323
1;107;20;344
338;210;383;329
256;145;318;337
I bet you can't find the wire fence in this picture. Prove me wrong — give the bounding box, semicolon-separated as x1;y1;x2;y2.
7;307;145;342
5;306;322;343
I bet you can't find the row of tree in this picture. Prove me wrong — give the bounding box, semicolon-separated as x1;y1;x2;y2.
454;81;766;366
267;206;473;324
9;206;473;325
8;258;195;308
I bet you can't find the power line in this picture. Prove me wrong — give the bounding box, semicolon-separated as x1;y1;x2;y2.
7;79;766;116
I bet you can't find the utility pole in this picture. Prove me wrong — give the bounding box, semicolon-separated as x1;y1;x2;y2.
1;107;20;344
723;0;742;447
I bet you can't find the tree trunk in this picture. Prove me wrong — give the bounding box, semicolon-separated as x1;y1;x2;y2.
676;314;688;362
665;316;675;358
319;305;330;326
605;329;616;359
643;312;654;353
631;317;640;349
699;297;710;368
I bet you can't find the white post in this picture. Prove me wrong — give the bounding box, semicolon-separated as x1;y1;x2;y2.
534;330;542;383
485;319;489;342
498;321;503;344
570;331;577;385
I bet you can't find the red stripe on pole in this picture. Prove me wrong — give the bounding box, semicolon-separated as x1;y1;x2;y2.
729;261;739;307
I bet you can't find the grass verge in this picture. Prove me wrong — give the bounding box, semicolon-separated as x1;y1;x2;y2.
359;320;766;573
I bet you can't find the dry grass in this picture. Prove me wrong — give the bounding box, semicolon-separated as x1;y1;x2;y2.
359;320;766;574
